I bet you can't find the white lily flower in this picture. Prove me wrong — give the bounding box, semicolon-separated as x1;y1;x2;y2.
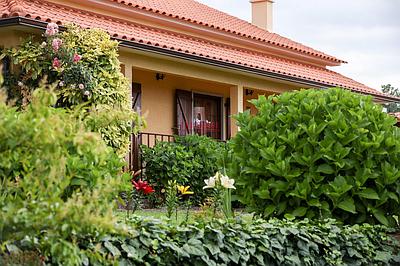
220;174;236;189
203;176;216;189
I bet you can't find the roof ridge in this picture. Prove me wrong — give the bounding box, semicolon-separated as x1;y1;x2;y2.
107;0;346;64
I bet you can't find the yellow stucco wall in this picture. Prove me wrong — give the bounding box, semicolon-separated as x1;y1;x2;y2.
244;88;276;115
131;68;231;136
0;26;303;138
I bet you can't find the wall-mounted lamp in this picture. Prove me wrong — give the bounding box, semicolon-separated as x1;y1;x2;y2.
156;73;165;80
245;89;254;96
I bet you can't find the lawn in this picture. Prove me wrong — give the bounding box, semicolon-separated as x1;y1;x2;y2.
115;208;254;224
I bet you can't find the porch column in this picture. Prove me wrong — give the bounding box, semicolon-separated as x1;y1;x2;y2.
230;85;244;137
121;62;134;170
124;63;133;91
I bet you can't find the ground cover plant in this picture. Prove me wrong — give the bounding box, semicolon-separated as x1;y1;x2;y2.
229;88;400;226
62;217;400;265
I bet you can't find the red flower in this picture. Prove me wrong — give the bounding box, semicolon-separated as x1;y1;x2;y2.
52;57;61;69
73;53;82;63
132;179;154;195
143;185;155;195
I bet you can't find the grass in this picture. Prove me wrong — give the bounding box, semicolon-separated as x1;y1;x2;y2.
115;208;254;225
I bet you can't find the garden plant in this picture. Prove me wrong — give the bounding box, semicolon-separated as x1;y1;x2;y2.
1;23;400;265
141;134;226;205
1;23;142;155
229;88;400;226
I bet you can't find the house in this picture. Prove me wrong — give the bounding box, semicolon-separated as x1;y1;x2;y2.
1;0;399;144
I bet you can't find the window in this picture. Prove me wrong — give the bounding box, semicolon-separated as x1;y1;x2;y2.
176;90;223;140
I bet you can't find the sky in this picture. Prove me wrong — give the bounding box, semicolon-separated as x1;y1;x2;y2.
196;0;400;91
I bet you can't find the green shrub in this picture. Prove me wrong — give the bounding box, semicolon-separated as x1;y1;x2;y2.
141;135;226;204
229;88;400;226
0;86;127;265
2;24;141;155
42;217;400;265
0;87;123;197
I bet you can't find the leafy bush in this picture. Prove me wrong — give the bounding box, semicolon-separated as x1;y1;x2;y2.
18;216;398;265
229;88;400;226
2;24;141;155
0;86;127;265
141;135;226;204
0;87;123;197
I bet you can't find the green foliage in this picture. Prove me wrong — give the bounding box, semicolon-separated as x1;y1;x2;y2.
51;217;399;266
229;88;400;226
0;86;123;197
0;86;128;265
2;25;142;155
141;135;226;204
382;84;400;113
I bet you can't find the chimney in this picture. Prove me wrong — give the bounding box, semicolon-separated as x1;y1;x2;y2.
250;0;274;32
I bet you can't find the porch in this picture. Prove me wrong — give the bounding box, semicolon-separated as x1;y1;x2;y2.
119;50;300;170
122;67;279;170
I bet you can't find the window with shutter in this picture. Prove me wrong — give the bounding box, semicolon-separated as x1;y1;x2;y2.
132;83;142;112
176;89;193;136
225;98;231;140
176;90;223;140
193;93;222;140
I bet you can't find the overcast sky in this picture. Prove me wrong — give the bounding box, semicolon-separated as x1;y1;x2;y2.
196;0;400;91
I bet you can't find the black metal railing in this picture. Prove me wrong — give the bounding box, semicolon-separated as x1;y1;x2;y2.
128;132;175;171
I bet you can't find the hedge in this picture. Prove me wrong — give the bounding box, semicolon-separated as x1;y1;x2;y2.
4;216;398;265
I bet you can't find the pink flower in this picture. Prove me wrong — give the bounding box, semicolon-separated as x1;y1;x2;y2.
45;23;59;36
59;81;64;87
52;58;61;69
73;54;82;63
78;84;85;90
52;38;63;52
83;91;90;96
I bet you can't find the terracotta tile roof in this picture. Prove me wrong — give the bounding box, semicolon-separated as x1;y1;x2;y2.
107;0;345;64
0;0;398;101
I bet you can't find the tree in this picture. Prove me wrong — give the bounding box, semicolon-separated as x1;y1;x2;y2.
382;84;400;113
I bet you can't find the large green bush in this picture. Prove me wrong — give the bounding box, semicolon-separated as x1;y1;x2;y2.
141;135;226;204
229;88;400;226
0;86;127;265
2;24;141;155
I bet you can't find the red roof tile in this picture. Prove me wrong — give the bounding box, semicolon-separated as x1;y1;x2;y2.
107;0;345;64
0;0;398;101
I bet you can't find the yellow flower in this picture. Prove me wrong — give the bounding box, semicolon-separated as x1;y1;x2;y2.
177;185;194;195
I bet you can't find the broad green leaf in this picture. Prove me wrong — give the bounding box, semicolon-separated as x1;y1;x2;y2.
264;205;276;217
317;164;335;174
292;207;308;217
357;188;380;200
371;209;389;226
104;241;121;257
337;197;356;214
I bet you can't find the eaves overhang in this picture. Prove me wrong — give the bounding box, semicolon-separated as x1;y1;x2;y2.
1;16;399;104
